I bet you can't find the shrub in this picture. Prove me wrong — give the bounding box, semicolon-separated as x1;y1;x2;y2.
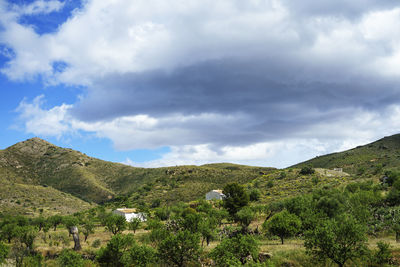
210;234;259;266
300;166;315;175
157;230;201;266
249;189;261;202
0;242;9;265
91;239;101;248
58;249;84;267
373;241;392;265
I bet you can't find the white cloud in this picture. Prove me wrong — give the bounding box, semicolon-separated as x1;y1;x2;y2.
4;1;400;167
14;96;400;167
12;0;65;15
15;95;73;138
1;0;399;83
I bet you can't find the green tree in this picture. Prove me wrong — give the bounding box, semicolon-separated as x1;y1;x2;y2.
97;234;135;267
128;218;141;233
81;219;95;242
210;234;259;266
264;210;301;244
223;183;249;217
235;206;255;232
157;230;201;267
121;242;158;267
304;215;368;267
48;215;63;231
0;241;9;265
199;217;217;246
58;249;84;267
104;214;126;235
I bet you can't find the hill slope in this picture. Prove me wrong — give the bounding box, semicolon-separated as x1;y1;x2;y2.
292;134;400;175
0;138;275;208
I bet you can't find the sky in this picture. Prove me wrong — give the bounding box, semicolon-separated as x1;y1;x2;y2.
1;0;400;168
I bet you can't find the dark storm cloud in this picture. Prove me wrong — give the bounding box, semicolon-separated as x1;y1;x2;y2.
70;54;400;146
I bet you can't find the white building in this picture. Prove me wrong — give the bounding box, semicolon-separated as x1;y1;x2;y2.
206;190;225;201
113;208;146;222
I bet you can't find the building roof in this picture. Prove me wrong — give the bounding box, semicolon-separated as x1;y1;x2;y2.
115;208;138;213
212;189;223;194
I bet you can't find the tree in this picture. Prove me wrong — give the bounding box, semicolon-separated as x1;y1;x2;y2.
304;214;368;267
128;218;141;233
121;242;158;267
48;215;63;231
97;234;135;267
104;214;126;235
81;219;95;242
235;206;255;232
0;242;8;265
157;230;201;267
210;234;259;266
199;217;217;246
58;249;84;267
264;210;301;244
223;183;249;217
33;216;47;232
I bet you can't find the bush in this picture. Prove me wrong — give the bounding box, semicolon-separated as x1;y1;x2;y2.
121;243;158;267
91;239;101;248
300;166;315;175
157;230;201;266
58;249;84;267
210;234;259;266
0;242;9;265
373;241;392;265
97;234;135;267
249;189;261;202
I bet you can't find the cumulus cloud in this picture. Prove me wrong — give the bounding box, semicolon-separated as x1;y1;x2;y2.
12;0;65;15
14;96;400;167
4;0;400;166
15;95;73;138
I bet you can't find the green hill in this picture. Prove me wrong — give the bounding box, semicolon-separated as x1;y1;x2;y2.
292;134;400;176
0;138;275;212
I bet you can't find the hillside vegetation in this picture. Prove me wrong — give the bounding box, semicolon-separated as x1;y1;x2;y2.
0;138;275;214
293;134;400;176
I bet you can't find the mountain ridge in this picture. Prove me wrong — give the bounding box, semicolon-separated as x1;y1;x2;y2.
0;137;274;212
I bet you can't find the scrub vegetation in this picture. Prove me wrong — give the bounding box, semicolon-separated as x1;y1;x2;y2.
2;135;400;265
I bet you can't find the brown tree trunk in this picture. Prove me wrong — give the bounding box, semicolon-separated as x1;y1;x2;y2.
70;226;81;251
396;231;400;243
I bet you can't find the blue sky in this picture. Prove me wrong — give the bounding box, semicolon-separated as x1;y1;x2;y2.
1;0;400;168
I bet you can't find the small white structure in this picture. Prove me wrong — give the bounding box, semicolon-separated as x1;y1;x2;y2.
206;190;225;201
113;208;146;222
333;168;343;172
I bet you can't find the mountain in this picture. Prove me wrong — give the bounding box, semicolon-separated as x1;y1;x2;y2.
0;138;275;212
292;134;400;175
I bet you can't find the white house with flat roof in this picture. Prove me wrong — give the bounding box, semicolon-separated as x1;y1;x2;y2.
113;208;146;222
206;190;225;200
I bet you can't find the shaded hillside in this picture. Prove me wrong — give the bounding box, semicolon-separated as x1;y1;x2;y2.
292;134;400;175
0;138;275;206
0;175;94;216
